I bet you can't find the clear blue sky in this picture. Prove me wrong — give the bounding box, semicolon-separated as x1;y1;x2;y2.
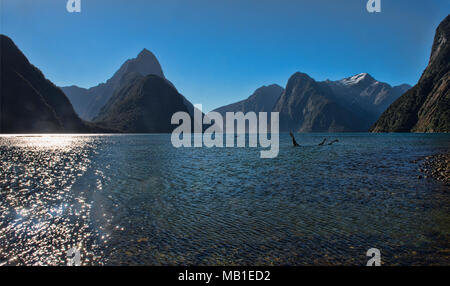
1;0;449;112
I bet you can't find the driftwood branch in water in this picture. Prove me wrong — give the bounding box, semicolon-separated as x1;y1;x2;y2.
289;131;300;147
328;139;339;145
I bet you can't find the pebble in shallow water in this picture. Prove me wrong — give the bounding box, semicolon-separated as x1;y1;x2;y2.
419;153;450;184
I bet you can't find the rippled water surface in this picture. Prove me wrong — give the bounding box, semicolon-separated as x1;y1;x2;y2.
0;134;449;265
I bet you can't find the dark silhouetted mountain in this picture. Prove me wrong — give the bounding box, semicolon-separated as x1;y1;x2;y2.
273;72;370;132
61;48;165;120
94;74;199;133
371;15;450;133
0;35;106;133
214;84;284;115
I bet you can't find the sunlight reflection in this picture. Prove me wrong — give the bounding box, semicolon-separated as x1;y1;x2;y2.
0;134;91;150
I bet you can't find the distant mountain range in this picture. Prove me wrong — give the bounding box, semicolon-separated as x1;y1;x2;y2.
371;14;450;133
214;72;410;132
58;42;412;134
0;35;106;133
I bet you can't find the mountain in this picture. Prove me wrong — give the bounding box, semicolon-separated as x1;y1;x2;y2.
212;84;283;132
213;84;284;115
371;15;450;133
326;73;410;123
273;72;370;132
0;35;104;133
59;85;90;119
93;73;199;133
61;48;165;120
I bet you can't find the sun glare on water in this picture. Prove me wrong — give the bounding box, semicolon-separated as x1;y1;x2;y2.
0;134;95;150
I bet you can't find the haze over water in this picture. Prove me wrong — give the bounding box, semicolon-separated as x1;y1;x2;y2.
0;134;449;265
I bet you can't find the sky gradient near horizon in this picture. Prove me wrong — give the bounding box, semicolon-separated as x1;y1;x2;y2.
1;0;449;112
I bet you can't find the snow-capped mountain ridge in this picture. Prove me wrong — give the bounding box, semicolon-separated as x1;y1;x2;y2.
338;73;377;86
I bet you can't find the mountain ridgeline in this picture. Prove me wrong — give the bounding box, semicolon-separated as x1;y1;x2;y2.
214;72;410;132
0;35;105;133
371;14;450;133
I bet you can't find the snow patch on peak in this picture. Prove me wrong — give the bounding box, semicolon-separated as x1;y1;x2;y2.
339;73;370;86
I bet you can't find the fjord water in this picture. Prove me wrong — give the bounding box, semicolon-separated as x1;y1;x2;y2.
0;134;449;265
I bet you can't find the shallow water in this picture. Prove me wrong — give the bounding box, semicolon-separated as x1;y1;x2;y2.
0;133;449;265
